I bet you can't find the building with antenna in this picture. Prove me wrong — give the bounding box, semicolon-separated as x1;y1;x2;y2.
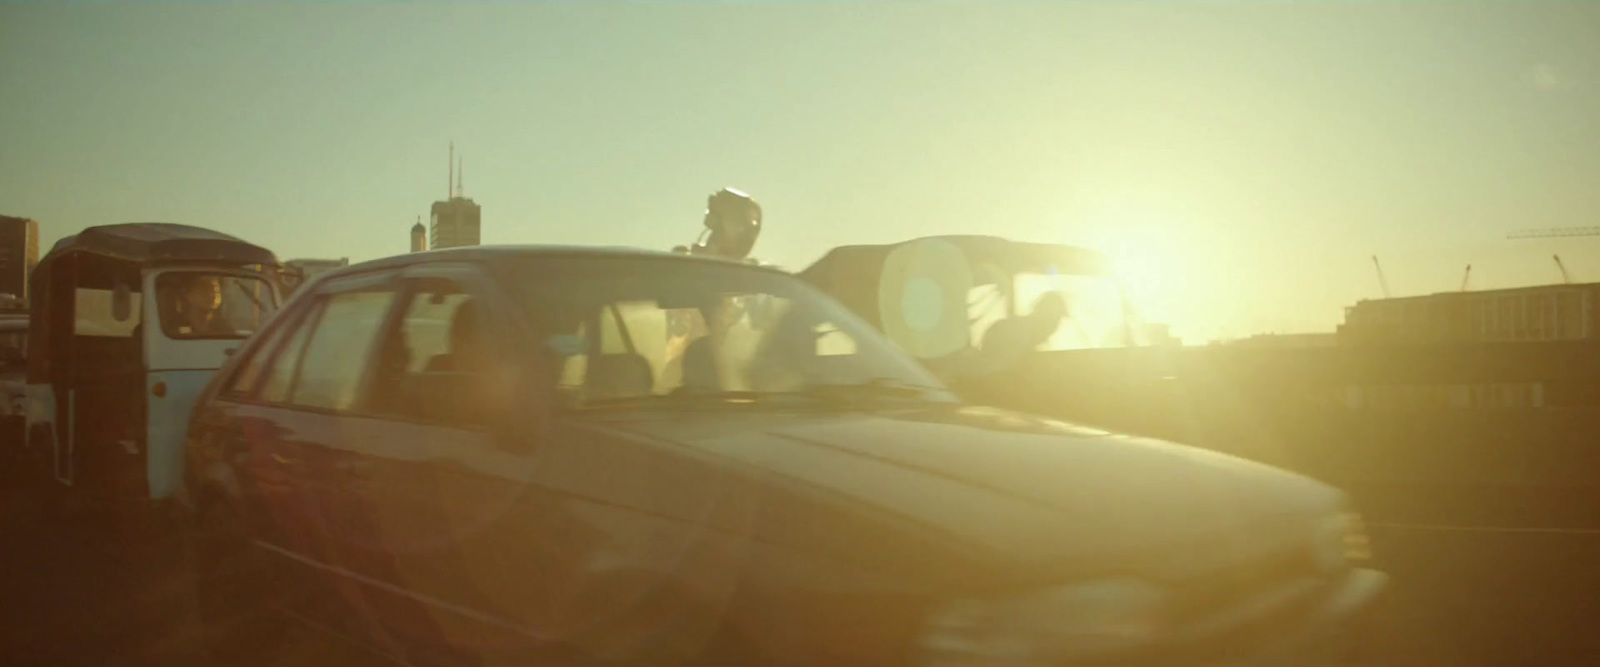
430;143;482;250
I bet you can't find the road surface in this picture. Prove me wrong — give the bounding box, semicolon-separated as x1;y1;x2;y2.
6;478;1600;665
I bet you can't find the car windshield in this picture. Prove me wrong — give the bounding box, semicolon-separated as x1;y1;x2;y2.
494;256;957;409
155;271;279;340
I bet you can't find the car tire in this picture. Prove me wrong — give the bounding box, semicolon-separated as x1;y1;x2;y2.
193;496;288;667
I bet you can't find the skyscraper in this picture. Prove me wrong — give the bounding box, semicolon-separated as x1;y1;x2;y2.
0;215;40;305
430;144;482;250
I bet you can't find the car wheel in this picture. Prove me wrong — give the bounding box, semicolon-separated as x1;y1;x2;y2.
193;496;288;666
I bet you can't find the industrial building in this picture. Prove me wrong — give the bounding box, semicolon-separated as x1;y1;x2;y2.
1338;282;1597;345
1326;282;1600;410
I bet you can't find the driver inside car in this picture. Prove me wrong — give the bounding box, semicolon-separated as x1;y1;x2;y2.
170;275;236;337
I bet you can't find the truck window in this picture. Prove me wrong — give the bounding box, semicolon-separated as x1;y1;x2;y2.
156;272;279;340
74;288;142;337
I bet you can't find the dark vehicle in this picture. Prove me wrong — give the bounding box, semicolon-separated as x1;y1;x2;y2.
186;246;1386;666
25;223;282;519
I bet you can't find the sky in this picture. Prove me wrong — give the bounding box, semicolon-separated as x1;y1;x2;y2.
3;2;1600;343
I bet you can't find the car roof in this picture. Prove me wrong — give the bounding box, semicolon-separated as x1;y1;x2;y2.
310;245;788;285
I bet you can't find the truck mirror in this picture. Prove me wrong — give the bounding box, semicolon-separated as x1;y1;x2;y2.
112;281;133;322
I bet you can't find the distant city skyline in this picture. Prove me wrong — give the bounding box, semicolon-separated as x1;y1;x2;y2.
4;3;1600;342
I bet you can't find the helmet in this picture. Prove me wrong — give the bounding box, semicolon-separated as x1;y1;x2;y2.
699;188;762;260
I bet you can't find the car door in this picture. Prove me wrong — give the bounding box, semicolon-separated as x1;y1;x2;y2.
196;293;319;555
335;262;556;661
187;288;331;630
261;270;413;654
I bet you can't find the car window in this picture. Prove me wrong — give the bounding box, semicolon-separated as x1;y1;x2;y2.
401;289;473;374
259;301;322;404
288;290;397;411
222;307;297;396
367;278;494;426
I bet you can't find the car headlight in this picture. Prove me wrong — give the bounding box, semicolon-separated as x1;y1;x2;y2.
1314;511;1373;572
913;578;1169;667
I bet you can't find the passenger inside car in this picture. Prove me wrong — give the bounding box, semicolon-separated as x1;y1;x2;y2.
366;288;500;427
425;299;486;375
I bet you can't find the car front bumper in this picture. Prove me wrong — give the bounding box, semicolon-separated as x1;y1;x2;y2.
1080;567;1390;667
1203;567;1390;667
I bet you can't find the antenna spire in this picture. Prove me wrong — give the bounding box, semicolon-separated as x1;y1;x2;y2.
448;142;455;200
457;155;464;197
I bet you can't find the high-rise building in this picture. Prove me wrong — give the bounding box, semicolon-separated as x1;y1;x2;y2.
430;144;482;250
431;198;481;250
0;215;40;305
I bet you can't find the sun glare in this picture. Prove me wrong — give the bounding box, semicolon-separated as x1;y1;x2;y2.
1107;242;1176;326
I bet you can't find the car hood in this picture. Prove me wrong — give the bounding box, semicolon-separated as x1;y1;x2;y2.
586;405;1345;578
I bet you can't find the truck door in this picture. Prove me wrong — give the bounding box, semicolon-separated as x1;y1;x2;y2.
144;268;279;500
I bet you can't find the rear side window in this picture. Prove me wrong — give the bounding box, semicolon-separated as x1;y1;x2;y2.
224;311;295;396
260;302;322;404
289;290;397;411
73;288;142;337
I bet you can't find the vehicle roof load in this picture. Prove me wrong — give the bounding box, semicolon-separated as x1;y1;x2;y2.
42;223;278;267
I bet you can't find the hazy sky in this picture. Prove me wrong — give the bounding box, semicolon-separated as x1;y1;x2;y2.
3;3;1599;342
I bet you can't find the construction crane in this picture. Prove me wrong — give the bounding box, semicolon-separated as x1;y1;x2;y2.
1371;256;1391;298
1506;227;1590;282
1508;226;1600;240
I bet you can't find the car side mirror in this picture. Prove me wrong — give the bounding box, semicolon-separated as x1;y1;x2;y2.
112;281;133;322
